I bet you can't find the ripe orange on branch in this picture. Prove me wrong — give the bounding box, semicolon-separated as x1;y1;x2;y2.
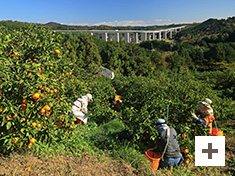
22;99;27;104
45;111;50;117
182;133;186;140
21;104;27;111
55;49;60;54
44;105;51;111
185;158;190;164
29;138;36;143
31;122;37;127
32;92;40;100
39;108;46;115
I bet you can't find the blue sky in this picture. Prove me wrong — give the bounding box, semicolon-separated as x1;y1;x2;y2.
1;0;235;26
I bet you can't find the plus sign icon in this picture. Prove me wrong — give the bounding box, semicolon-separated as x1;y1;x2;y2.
195;136;225;166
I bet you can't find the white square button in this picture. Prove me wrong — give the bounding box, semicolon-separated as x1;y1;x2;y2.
195;136;225;166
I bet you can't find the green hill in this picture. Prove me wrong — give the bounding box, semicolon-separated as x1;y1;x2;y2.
175;16;235;43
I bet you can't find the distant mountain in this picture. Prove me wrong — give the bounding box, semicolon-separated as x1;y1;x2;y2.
0;20;186;31
43;21;185;31
0;19;195;32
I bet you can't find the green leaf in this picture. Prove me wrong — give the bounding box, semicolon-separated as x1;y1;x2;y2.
20;128;25;134
6;122;11;130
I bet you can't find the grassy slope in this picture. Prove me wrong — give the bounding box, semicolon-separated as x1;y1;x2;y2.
0;119;234;176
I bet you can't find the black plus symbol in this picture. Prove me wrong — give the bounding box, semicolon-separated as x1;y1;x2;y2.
202;143;218;159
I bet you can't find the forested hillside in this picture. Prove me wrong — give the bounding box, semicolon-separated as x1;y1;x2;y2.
0;18;234;175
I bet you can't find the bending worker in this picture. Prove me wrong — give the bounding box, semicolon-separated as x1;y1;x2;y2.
69;94;93;125
191;98;214;135
152;119;184;168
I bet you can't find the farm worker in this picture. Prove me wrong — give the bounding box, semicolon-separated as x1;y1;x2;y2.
191;98;214;135
151;119;184;168
112;95;122;111
69;94;93;125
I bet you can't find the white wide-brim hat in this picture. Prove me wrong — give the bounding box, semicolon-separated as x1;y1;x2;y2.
86;94;93;101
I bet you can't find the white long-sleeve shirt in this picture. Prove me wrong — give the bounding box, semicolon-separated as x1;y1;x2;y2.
71;96;89;123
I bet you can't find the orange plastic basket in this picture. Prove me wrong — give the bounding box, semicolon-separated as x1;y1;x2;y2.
211;128;223;136
145;150;161;170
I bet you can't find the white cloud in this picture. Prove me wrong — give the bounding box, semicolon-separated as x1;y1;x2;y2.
154;19;171;22
67;22;89;26
93;19;173;26
93;20;146;26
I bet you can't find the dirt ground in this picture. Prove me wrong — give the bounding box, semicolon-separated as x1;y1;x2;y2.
0;154;147;176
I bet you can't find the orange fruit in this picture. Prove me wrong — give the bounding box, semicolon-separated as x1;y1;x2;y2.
56;98;59;101
45;111;50;117
39;108;46;115
12;137;18;143
13;114;17;118
55;49;60;54
27;166;31;172
27;72;33;77
22;104;27;111
184;148;189;153
44;105;51;111
19;146;23;149
22;99;27;104
38;67;42;73
32;92;40;100
31;122;37;127
21;117;26;121
184;158;190;164
66;72;70;77
29;138;36;143
183;133;186;140
53;89;58;93
37;124;41;128
0;108;4;113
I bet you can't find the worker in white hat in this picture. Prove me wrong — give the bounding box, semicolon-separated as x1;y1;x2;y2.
191;98;214;134
69;94;93;125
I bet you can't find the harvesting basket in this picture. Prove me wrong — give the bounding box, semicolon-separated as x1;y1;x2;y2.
211;128;223;136
145;150;161;171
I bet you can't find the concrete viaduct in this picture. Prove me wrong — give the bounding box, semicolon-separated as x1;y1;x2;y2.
54;26;185;43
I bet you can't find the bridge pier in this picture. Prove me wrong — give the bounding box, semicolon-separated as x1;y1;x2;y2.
125;33;130;43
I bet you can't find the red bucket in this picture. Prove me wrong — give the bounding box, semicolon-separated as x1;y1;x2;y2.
145;150;161;170
211;128;223;136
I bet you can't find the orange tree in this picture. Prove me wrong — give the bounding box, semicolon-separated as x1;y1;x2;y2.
58;32;121;125
0;24;76;153
55;63;120;125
